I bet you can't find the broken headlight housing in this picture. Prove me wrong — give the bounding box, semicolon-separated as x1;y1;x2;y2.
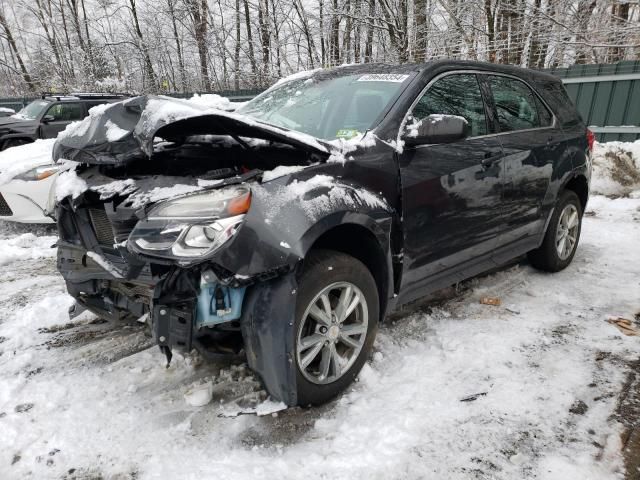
128;186;250;261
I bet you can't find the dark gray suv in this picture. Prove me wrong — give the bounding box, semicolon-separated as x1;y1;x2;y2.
0;93;127;150
54;61;592;406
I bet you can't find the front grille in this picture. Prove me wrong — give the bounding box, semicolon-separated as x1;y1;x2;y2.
0;192;12;216
89;208;115;245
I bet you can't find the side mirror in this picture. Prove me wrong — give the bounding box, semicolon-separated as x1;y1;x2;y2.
404;114;470;146
42;115;55;123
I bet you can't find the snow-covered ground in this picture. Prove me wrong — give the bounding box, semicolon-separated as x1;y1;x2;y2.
0;143;639;480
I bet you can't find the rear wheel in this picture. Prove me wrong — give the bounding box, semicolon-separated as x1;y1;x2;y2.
528;190;582;272
295;250;378;405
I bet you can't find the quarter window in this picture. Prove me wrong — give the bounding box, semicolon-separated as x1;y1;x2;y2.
45;103;84;122
487;76;550;132
412;74;488;137
534;94;553;127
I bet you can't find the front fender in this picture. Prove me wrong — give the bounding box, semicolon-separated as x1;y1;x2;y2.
214;174;394;281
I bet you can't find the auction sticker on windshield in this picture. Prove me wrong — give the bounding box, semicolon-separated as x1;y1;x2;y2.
357;74;409;83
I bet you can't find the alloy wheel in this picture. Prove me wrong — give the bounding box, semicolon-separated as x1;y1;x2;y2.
555;204;579;260
296;282;369;385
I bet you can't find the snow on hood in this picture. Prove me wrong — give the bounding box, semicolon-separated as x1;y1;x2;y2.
0;139;56;184
52;94;332;166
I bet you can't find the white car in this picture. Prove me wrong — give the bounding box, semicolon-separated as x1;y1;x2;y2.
0;94;244;224
0;139;59;224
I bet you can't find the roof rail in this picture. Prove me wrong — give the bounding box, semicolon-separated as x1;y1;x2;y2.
68;92;131;99
40;92;131;100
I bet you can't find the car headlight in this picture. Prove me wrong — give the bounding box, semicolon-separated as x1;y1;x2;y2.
14;165;61;181
128;186;251;261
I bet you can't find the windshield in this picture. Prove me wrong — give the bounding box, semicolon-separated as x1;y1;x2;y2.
237;73;411;140
12;100;50;120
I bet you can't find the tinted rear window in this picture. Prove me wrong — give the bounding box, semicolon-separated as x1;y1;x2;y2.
487;75;542;132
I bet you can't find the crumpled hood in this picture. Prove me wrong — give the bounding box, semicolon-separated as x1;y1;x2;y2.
52;95;331;165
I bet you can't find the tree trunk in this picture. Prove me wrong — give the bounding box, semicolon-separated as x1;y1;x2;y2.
319;0;326;65
294;0;319;67
0;10;37;91
364;0;375;62
186;0;211;91
342;0;352;64
128;0;157;90
242;0;258;83
330;0;340;65
80;0;96;79
257;0;270;82
484;0;496;62
234;0;241;89
167;0;187;91
415;0;427;62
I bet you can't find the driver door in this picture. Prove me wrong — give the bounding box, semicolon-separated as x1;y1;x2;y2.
398;73;505;300
40;102;84;139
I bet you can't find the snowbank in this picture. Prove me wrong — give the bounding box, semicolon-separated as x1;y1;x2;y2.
0;139;55;184
0;232;57;266
591;140;640;197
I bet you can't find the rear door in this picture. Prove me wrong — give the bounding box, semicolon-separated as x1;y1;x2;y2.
481;74;563;247
398;72;504;300
40;102;84;138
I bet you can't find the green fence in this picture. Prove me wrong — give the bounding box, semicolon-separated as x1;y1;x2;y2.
544;61;640;142
1;64;639;142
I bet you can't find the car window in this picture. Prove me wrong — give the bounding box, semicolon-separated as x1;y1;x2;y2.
238;73;411;140
534;94;553;127
45;103;84;122
487;76;544;132
12;100;50;120
412;74;488;137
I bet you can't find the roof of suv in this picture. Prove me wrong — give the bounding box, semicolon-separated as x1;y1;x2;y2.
41;93;129;102
311;60;561;84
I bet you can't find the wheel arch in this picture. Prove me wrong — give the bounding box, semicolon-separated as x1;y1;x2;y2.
1;135;34;150
300;214;394;322
562;173;589;213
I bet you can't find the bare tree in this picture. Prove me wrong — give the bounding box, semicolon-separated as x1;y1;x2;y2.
0;6;37;91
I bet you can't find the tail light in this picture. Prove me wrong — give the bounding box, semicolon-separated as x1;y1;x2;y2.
586;128;595;152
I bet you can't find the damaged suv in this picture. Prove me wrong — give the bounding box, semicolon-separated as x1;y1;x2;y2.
54;62;591;406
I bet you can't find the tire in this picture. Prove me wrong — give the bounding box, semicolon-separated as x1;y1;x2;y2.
528;190;583;272
295;249;379;406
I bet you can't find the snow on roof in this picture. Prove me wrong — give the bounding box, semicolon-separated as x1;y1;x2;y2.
270;68;323;89
0;139;55;184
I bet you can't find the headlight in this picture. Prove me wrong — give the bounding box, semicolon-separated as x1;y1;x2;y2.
14;165;61;181
128;186;251;261
149;186;251;219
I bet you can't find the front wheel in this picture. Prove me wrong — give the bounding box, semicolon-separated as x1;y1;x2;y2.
528;190;583;272
295;250;379;405
2;138;29;150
